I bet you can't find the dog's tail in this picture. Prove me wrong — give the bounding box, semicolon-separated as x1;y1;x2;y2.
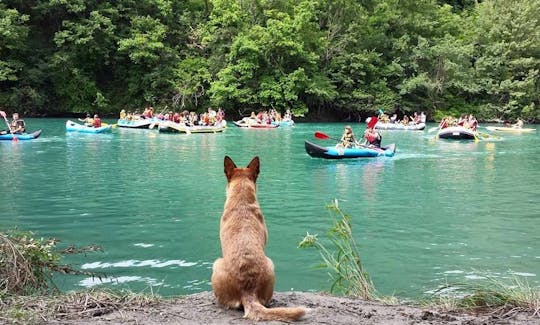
242;294;306;321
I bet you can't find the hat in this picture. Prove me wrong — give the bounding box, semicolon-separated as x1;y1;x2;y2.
367;116;378;129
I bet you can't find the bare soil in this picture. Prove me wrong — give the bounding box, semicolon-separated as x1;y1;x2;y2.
38;291;539;325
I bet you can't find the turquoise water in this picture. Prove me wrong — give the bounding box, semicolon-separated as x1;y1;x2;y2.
1;119;539;298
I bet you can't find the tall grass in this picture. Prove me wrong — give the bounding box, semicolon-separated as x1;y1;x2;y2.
298;200;376;300
431;274;540;317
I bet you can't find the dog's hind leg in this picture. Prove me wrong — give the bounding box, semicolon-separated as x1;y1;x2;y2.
256;257;275;305
211;258;242;308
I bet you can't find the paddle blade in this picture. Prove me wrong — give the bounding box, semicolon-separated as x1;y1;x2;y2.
12;135;18;142
314;131;331;140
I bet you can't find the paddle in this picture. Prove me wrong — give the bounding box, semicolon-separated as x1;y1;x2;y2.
0;111;18;142
314;131;340;142
428;126;439;133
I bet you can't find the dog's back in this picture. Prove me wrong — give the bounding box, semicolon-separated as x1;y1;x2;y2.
211;156;306;321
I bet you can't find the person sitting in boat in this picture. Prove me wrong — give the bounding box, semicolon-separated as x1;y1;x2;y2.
512;118;524;128
467;114;478;131
364;126;382;148
439;116;450;129
337;125;357;148
401;115;410;125
119;109;127;119
92;114;102;128
390;114;397;123
457;114;467;127
10;113;26;134
79;113;94;126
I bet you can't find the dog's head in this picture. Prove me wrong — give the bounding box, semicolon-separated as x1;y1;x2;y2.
224;156;260;183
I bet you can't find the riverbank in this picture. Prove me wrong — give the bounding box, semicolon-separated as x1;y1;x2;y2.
2;291;538;324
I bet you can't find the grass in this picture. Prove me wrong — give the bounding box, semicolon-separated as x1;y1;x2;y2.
428;274;540;317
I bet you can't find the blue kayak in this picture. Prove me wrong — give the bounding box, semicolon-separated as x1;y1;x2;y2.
0;129;42;141
305;140;396;159
66;120;112;133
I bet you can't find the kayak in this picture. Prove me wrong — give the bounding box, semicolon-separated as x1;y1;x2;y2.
117;118;156;129
305;140;396;159
437;126;476;140
375;122;425;131
485;126;535;133
0;129;42;141
66;120;112;133
233;120;279;128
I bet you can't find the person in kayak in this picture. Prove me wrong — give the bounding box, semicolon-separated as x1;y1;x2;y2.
337;125;357;148
92;114;102;128
10;113;26;134
364;117;382;148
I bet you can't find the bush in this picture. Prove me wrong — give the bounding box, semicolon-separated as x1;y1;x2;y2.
0;229;101;296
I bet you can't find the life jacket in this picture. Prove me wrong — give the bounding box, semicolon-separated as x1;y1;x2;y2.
93;118;101;127
365;129;381;147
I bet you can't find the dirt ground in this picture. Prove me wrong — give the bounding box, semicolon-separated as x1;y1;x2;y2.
43;291;539;325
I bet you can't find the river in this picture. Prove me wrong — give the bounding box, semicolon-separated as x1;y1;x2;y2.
1;119;538;298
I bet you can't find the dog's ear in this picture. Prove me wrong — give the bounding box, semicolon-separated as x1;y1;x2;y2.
247;156;260;179
224;156;237;181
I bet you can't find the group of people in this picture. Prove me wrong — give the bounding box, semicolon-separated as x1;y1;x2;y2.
0;112;26;135
120;107;226;127
79;114;102;128
240;109;292;125
378;111;426;125
438;114;478;131
338;118;382;149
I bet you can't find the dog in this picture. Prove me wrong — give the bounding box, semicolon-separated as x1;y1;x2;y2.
211;156;306;321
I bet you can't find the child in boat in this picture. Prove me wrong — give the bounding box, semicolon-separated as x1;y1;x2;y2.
10;113;26;134
337;125;357;148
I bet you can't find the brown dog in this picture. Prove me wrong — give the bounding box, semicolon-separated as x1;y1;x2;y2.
211;156;306;321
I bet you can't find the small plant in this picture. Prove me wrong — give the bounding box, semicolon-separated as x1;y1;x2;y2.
0;229;102;296
299;200;376;300
431;273;540;316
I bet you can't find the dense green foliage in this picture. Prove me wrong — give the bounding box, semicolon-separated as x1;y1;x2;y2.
0;0;538;121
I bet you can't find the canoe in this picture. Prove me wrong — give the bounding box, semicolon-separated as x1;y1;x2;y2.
304;140;396;159
66;120;112;133
117;118;155;129
375;122;425;131
158;120;225;133
0;129;42;141
233;121;279;129
437;126;476;140
485;126;535;133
